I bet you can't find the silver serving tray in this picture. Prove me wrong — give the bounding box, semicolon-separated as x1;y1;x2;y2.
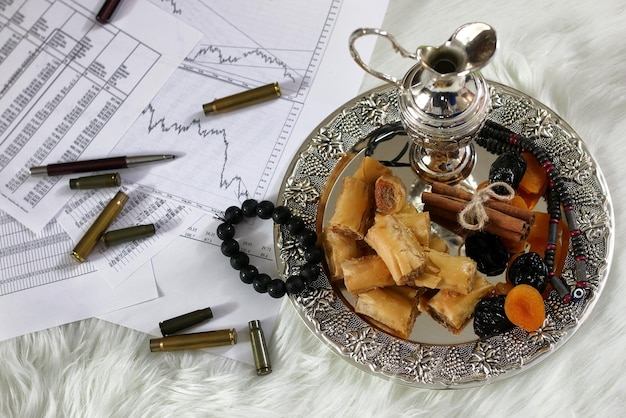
274;82;614;388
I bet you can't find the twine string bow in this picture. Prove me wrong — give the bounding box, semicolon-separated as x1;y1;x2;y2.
457;182;515;231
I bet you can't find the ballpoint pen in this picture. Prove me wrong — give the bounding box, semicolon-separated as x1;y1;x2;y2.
30;154;176;176
96;0;123;24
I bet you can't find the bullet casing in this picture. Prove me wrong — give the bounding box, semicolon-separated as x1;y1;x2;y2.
71;191;128;262
249;320;272;375
103;224;156;247
203;82;281;115
150;328;237;352
159;307;214;336
69;173;121;189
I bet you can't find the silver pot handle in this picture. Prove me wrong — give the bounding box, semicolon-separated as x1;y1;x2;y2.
349;28;416;87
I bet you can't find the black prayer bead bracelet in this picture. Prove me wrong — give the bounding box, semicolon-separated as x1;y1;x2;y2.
217;199;321;298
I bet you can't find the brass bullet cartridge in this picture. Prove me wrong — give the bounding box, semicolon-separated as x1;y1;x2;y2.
159;307;214;336
103;224;156;247
150;328;237;352
71;190;128;262
69;173;121;189
202;82;281;115
249;320;271;375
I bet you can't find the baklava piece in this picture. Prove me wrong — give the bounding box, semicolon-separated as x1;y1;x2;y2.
342;254;395;294
321;227;360;281
364;214;427;286
352;156;393;186
329;177;373;240
420;249;477;294
426;274;494;335
355;286;420;339
374;175;407;215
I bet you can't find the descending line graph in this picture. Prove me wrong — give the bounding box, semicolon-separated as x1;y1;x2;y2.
150;0;338;99
111;60;299;212
142;103;251;202
185;44;306;84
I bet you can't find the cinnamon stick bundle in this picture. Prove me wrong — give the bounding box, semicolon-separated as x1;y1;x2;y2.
431;182;535;225
422;182;535;243
424;203;527;244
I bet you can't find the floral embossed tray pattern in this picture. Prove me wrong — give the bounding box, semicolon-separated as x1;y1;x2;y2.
274;82;613;388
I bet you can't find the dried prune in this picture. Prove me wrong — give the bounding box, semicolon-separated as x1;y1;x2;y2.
464;231;510;276
507;252;548;293
488;152;527;195
473;295;514;339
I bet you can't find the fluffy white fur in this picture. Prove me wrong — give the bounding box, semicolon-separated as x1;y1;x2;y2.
2;0;626;416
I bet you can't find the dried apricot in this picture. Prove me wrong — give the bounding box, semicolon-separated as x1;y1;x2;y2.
504;284;546;331
493;281;514;296
526;212;550;256
518;152;548;196
508;193;529;210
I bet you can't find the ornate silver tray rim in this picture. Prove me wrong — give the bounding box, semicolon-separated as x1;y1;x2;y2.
274;82;614;389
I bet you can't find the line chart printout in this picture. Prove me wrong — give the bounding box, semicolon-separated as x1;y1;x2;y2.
178;1;336;102
112;0;356;215
0;0;201;232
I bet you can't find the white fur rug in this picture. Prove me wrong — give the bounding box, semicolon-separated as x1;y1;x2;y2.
2;0;626;416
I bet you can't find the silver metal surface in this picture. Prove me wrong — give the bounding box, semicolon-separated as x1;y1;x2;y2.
274;82;613;388
446;22;498;73
349;28;417;87
350;23;496;185
29;166;47;175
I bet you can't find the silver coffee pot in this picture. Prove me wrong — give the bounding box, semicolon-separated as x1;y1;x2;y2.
349;23;497;184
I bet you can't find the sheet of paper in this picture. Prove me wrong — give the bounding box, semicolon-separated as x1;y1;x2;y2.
0;252;158;342
100;0;389;365
0;0;202;232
